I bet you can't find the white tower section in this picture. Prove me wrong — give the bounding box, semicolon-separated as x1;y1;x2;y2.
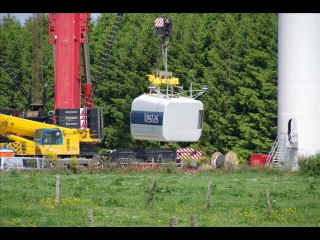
278;13;320;156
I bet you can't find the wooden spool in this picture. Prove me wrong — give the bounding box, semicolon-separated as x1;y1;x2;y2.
211;152;222;169
224;151;239;170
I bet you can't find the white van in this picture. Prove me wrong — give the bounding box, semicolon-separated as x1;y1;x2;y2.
0;157;53;172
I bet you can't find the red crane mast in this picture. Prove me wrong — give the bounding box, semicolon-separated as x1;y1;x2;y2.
48;13;93;110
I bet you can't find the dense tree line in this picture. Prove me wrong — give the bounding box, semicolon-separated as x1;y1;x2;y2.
0;13;278;161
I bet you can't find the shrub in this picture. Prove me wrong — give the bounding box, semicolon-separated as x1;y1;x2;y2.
197;156;210;166
9;169;18;175
44;151;58;165
298;153;320;177
238;157;247;165
183;156;192;168
70;156;79;173
164;162;178;174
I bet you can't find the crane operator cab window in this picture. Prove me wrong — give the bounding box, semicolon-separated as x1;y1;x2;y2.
34;129;63;145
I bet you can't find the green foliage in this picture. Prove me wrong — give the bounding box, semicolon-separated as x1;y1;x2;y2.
183;156;192;168
298;154;320;177
197;156;210;166
238;157;248;165
43;151;58;164
163;162;178;174
154;185;175;194
70;156;79;173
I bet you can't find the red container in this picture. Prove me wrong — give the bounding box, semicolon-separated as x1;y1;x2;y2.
250;154;270;168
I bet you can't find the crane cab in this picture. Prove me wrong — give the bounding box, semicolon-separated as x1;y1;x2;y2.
34;128;81;155
34;129;63;145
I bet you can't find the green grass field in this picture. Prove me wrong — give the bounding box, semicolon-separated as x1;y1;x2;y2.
0;167;319;227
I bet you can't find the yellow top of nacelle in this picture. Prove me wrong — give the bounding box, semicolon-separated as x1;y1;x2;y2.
147;72;179;86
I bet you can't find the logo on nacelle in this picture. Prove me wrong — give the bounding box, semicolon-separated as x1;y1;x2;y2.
144;113;159;124
131;111;163;126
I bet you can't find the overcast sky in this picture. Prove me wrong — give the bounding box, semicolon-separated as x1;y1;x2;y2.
0;13;100;25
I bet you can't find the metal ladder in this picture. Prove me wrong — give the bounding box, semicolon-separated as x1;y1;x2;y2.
94;13;124;81
267;133;288;168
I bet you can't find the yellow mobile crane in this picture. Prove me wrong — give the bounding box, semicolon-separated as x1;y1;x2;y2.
0;113;100;160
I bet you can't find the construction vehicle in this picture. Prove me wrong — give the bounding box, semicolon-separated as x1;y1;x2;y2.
0;13;113;168
0;113;100;157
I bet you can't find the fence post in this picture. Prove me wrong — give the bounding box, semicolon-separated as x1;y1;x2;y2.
55;175;60;206
265;190;272;213
191;214;197;227
147;180;156;208
152;158;155;169
170;217;179;227
206;181;213;211
88;209;94;227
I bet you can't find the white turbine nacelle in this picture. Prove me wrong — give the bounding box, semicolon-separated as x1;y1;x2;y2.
130;94;204;142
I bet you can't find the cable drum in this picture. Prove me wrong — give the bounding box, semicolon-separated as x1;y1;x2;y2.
211;151;239;170
215;155;225;168
211;152;222;168
224;151;239;170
